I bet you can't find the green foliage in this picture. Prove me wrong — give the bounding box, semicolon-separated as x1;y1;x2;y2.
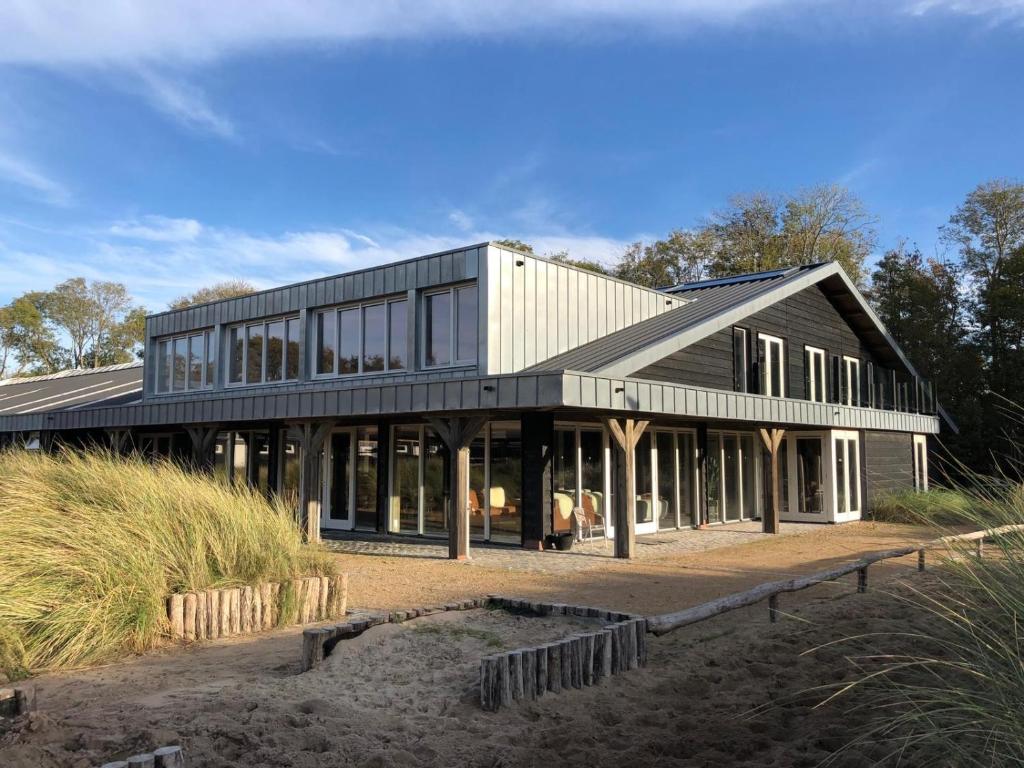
169;280;256;310
493;239;535;255
829;478;1024;766
868;488;976;525
0;448;335;673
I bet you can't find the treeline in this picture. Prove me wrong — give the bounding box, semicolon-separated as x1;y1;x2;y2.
0;279;255;379
504;179;1024;475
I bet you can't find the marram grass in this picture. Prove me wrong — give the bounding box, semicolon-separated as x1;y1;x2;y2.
0;448;334;677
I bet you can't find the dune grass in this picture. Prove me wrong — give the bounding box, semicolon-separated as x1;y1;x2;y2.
0;448;334;677
826;476;1024;766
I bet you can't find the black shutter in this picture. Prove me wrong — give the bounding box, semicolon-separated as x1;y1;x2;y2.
830;355;841;404
732;328;747;392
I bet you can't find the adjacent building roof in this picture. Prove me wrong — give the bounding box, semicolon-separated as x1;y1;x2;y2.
0;363;143;417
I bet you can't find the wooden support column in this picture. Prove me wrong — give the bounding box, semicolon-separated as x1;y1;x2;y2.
296;421;334;543
758;428;785;535
521;412;555;550
604;417;649;559
266;424;282;497
184;425;221;471
427;415;487;560
106;429;131;456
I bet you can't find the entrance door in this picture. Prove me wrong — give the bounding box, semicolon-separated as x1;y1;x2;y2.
322;430;354;530
832;430;862;522
778;433;828;523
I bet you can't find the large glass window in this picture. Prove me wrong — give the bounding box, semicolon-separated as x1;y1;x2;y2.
834;434;860;515
797;438;824;514
723;434;740;522
205;330;216;387
844;357;861;407
707;437;721;524
265;320;285;382
424;284;478;368
328;432;352;522
157;340;172;393
741;434;757;519
227;316;299;386
317;311;336;375
488;424;522;544
355;428;378;530
187;334;203;389
469;432;486;540
634;432;654;526
805;346;826;403
758;333;785;397
393;427;421;534
553;428;577;534
657;432;676;529
733;327;749;392
172;337;187;392
388;300;407;371
677;433;695;527
580;430;605;533
423;428;448;535
316;298;407;376
338;307;360;375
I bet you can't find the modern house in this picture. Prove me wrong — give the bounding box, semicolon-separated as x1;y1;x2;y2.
0;242;943;558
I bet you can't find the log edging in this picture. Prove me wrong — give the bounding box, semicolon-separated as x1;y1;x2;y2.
167;574;347;643
0;686;33;718
98;744;184;767
479;596;646;712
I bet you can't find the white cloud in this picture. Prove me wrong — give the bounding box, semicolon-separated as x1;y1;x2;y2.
0;1;1019;67
109;215;203;242
0;150;71;205
449;209;474;231
134;70;235;139
0;214;637;310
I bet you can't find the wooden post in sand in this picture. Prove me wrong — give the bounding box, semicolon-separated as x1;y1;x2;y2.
168;594;184;639
196;591;207;640
153;746;185;767
535;646;548;697
318;576;330;620
183;593;197;641
126;754;155;767
240;586;252;633
208;589;220;639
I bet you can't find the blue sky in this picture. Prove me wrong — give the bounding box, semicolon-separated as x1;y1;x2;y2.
0;1;1022;311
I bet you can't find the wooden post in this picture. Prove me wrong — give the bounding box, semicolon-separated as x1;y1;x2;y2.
219;588;231;636
768;593;779;623
604;417;650;559
295;421;334;543
480;656;500;711
547;643;562;693
918;548;926;572
196;591;207;640
127;754;156;767
184;424;220;470
208;589;220;639
168;594;184;639
857;567;868;593
153;746;185;768
427;415;487;560
183;593;197;641
509;651;525;700
535;646;547;698
240;587;252;633
758;428;785;535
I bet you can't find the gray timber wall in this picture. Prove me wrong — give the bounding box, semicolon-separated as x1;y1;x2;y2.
863;430;915;503
632;284;882;395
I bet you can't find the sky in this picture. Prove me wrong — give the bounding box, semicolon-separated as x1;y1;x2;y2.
0;0;1022;312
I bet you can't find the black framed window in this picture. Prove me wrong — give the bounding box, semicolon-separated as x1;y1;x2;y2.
732;327;749;392
804;346;826;402
155;329;215;394
315;297;408;377
226;316;300;386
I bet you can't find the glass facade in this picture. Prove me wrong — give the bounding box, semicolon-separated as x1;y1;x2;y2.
393;427;420;534
488;424;521;544
423;428;448;536
656;432;675;529
355;428;379;530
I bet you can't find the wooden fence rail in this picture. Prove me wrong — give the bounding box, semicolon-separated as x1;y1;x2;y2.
648;523;1024;637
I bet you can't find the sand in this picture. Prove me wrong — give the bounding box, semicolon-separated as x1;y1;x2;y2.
0;522;938;767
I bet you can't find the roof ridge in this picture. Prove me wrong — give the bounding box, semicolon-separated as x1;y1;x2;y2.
664;262;827;293
0;361;143;388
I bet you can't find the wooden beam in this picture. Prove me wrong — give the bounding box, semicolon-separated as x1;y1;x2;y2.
294;421;334;543
761;428;784;535
428;415;488;560
603;417;639;559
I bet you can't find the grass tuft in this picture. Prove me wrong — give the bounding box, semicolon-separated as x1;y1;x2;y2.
0;448;334;674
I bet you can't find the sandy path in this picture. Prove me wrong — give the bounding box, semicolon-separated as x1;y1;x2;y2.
0;521;935;767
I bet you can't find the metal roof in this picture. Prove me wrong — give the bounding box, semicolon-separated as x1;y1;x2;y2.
0;363;143;416
528;263;832;375
662;264;820;293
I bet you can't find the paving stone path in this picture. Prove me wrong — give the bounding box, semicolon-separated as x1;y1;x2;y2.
323;521;816;574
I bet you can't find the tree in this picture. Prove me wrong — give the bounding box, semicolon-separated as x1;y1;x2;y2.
169;280;256;310
493;239;535;255
547;250;609;275
86;306;147;365
42;278;143;369
613;230;717;288
0;293;64;376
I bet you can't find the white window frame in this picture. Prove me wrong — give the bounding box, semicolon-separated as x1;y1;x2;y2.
913;434;929;491
843;356;861;407
805;346;826;403
758;333;786;398
155;329;215;394
422;284;478;369
314;296;408;379
225;315;300;387
831;429;861;522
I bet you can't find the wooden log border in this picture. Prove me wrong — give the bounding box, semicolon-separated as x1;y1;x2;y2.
647;523;1024;636
166;574;348;642
0;686;33;718
98;744;184;767
478;596;646;711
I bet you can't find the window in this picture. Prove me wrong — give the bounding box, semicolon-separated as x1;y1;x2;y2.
155;330;215;393
804;346;826;403
833;432;861;516
316;297;407;377
830;354;842;404
424;284;477;368
865;361;876;408
913;434;928;491
843;356;861;407
733;328;749;392
757;333;785;397
226;315;300;386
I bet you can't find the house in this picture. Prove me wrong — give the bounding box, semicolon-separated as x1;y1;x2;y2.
0;242;942;558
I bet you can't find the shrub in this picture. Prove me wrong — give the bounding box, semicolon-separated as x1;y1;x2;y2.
830;481;1024;766
869;487;976;525
0;448;335;673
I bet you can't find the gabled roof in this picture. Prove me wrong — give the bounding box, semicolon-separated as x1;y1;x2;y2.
527;263;832;375
0;362;143;417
